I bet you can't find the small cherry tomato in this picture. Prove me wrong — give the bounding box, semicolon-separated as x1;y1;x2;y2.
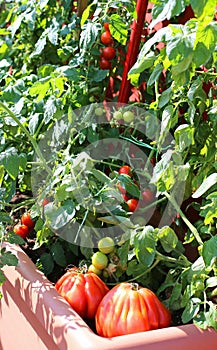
99;57;112;70
42;198;50;206
123;111;135;123
126;198;139;212
88;264;102;275
113;111;123;120
141;189;154;206
21;212;35;229
92;251;108;270
119;165;131;175
101;47;116;60
101;31;113;45
98;237;115;254
103;22;110;31
14;224;29;239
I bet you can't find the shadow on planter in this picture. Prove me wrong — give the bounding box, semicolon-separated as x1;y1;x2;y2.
0;243;216;350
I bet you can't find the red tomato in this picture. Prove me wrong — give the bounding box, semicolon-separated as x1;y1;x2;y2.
21;212;35;229
55;268;109;319
119;165;131;175
95;282;171;337
126;198;138;212
141;189;154;206
99;57;112;70
13;224;29;239
101;47;116;60
103;22;110;31
101;31;113;45
42;198;50;206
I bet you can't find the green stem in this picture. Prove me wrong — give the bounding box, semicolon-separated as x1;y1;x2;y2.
164;191;203;246
0;102;52;175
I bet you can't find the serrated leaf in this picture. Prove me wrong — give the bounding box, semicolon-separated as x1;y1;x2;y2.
110;14;128;45
133;226;156;267
0;249;18;267
79;22;101;49
151;0;187;29
0;147;19;180
158;226;178;252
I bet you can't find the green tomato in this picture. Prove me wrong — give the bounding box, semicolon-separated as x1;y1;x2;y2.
88;264;102;275
92;251;108;270
95;107;104;116
123;111;135;123
113;111;123;120
98;237;115;254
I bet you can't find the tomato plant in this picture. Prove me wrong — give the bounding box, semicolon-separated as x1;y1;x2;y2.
95;282;171;337
55;267;109;319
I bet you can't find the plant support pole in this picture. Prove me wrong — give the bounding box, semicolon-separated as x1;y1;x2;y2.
118;0;149;103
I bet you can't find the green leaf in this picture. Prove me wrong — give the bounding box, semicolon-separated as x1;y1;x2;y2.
118;174;141;198
202;236;217;267
44;201;76;231
174;124;195;151
29;78;51;102
44;96;57;124
147;63;163;87
50;242;67;267
0;249;18;267
39;253;54;275
158;226;178;252
182;298;201;323
191;0;216;20
81;4;94;27
206;276;217;288
133;226;156;267
110;14;128;45
0;147;19;180
151;0;188;29
192;173;217;198
79;22;101;49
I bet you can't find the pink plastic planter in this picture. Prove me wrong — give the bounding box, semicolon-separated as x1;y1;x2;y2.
0;243;216;350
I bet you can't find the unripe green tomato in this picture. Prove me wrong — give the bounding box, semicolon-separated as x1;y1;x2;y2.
113;111;123;120
95;107;104;116
92;251;108;270
88;264;102;275
123;111;135;123
98;237;115;254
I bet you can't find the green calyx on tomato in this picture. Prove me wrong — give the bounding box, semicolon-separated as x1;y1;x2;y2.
98;237;115;254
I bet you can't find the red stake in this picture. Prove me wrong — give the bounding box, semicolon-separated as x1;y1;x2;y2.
118;0;149;103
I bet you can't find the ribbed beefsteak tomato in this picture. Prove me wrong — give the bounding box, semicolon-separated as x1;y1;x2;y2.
95;282;171;337
55;268;109;319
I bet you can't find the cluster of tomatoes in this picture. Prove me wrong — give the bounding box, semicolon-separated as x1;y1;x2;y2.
55;235;171;337
117;165;155;212
13;212;35;239
88;236;115;276
99;23;116;70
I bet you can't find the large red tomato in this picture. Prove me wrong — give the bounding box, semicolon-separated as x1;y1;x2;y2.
95;282;171;337
55;268;109;319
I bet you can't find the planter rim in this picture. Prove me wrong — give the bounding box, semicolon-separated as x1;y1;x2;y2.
1;242;217;350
